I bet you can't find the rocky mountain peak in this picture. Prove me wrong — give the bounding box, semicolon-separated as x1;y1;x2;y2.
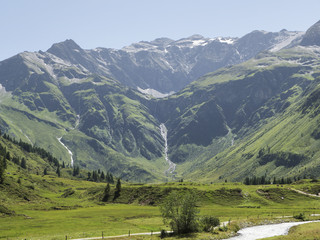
150;37;174;46
300;20;320;47
46;39;87;65
47;39;82;54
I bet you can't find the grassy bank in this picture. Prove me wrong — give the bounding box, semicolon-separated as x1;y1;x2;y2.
261;222;320;239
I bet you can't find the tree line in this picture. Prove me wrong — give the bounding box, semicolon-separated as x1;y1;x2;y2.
244;175;309;185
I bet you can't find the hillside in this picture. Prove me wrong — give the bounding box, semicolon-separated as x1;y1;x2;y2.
160;45;320;181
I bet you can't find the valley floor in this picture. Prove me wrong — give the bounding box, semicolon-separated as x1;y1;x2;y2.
1;177;320;239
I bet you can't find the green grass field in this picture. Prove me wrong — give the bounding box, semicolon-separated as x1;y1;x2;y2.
1;174;320;239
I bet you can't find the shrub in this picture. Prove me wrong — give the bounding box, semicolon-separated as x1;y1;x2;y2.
199;216;220;232
219;225;228;232
294;213;306;221
160;230;167;239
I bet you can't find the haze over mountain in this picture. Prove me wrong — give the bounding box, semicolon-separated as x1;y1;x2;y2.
0;21;320;182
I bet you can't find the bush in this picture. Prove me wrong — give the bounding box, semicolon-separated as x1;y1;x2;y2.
199;216;220;232
294;213;306;221
160;230;167;239
219;225;228;232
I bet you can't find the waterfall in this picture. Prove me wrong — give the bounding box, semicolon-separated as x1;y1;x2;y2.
226;125;234;146
160;123;176;175
57;137;74;167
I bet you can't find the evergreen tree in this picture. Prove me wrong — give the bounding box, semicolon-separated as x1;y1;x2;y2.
273;177;277;184
252;176;258;185
0;156;6;184
261;176;266;185
244;177;250;185
100;171;105;181
114;179;121;200
43;168;48;175
20;158;27;169
73;166;80;176
0;160;2;184
102;183;110;202
92;170;98;182
87;171;92;181
12;156;20;165
56;165;61;177
110;173;114;184
5;151;10;160
62;161;65;168
2;155;7;170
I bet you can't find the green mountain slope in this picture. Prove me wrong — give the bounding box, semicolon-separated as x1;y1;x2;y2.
1;21;320;183
164;46;320;182
0;52;167;182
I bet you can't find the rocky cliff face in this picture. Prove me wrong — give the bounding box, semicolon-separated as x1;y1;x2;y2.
300;20;320;47
44;30;303;93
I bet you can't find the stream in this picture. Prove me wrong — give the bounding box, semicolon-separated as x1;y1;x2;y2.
226;221;319;240
160;123;176;175
57;137;74;167
226;125;234;146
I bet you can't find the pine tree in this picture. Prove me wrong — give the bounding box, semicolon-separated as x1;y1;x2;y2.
87;171;92;181
102;183;110;202
100;171;105;181
5;151;10;160
56;165;61;177
2;155;7;170
0;156;6;184
244;177;250;185
92;170;98;182
273;177;277;184
62;161;65;168
73;166;80;176
110;173;114;184
20;158;27;169
113;179;121;200
43;168;48;175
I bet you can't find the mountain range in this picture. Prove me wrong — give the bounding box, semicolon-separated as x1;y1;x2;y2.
1;20;320;182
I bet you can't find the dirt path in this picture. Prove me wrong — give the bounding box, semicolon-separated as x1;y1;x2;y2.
289;188;320;197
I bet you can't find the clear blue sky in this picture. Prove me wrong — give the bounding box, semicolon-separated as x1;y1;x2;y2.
1;0;319;61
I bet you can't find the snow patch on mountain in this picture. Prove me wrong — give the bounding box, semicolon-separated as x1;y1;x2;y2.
137;87;175;99
216;37;236;44
269;31;304;52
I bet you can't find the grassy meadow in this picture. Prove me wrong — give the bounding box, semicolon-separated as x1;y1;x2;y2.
1;172;320;239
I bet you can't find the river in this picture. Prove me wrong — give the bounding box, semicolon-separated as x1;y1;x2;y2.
226;221;319;240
